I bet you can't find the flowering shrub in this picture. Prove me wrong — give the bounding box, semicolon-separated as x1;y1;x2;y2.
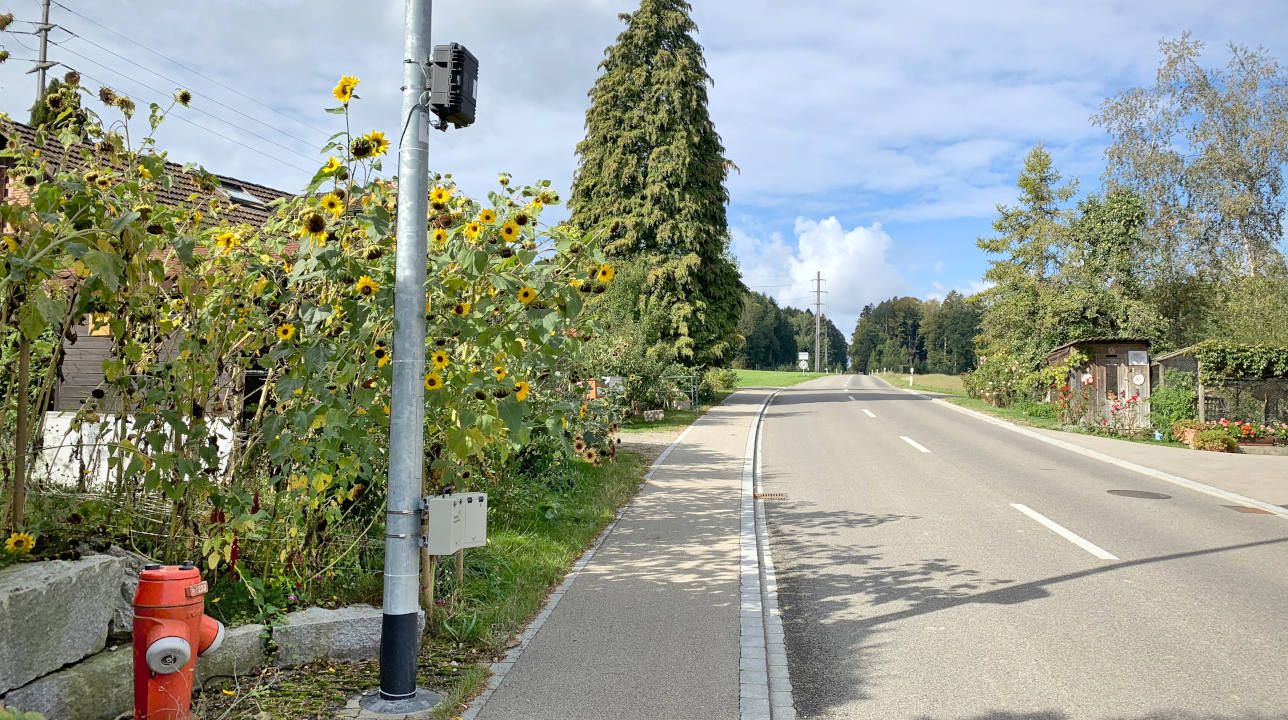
1;77;620;610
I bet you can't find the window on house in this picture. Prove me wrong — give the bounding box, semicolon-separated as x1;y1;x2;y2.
218;181;265;207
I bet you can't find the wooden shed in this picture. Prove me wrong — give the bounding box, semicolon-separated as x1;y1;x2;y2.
1154;344;1288;424
1046;337;1152;428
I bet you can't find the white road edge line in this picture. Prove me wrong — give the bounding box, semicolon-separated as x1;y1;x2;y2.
862;409;876;418
900;435;931;453
462;394;740;720
1011;503;1119;560
742;389;796;720
882;380;1288;520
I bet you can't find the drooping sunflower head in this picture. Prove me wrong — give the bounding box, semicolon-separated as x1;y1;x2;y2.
276;323;296;342
301;212;327;242
354;275;379;298
431;350;450;369
320;193;344;216
493;365;507;381
514;380;531;402
596;264;615;284
333;75;360;105
451;302;471;317
174;88;193;107
518;287;537;305
98;86;117;105
479;208;496;224
4;531;35;555
364;130;390;157
214;231;239;253
373;344;390;367
45;92;64;111
350;136;374;159
500;221;519;243
423;372;444;391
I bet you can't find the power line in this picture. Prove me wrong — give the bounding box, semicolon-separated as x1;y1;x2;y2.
52;41;322;168
68;66;315;175
59;27;329;151
51;1;330;136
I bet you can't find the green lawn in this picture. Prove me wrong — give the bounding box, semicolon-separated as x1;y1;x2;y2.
734;368;831;387
875;371;966;396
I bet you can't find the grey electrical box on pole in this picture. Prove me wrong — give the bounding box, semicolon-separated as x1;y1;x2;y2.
365;0;437;713
429;43;478;129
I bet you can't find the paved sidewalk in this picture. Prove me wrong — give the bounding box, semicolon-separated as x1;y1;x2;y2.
1033;427;1288;508
470;390;771;720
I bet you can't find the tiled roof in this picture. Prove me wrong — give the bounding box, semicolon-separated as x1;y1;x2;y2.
1;118;293;227
1046;336;1151;359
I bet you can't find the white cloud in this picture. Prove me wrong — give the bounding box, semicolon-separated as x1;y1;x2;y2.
733;217;906;333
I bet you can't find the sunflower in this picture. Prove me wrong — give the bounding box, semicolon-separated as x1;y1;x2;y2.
333;75;360;104
518;287;537;305
214;231;239;253
431;350;450;369
463;221;482;242
573;437;587;453
584;448;598;464
174;88;193;107
596;264;615;283
493;365;507;381
364;130;390;157
276;323;296;342
490;220;515;243
514;380;530;402
301;212;327;243
355;275;379;298
321;156;343;175
350;136;374;159
451;302;471;317
320;193;344;216
423;372;444;391
4;531;35;555
429;186;453;205
479;208;496;224
432;227;448;245
373;344;390;367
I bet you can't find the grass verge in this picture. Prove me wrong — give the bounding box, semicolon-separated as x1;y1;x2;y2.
196;451;647;719
734;368;830;387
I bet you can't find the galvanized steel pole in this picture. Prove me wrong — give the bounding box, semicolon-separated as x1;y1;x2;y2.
371;0;436;711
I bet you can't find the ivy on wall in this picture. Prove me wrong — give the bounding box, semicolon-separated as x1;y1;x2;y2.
1192;340;1288;383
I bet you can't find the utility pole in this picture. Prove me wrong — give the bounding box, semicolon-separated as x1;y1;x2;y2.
368;0;438;713
812;272;824;373
33;0;54;101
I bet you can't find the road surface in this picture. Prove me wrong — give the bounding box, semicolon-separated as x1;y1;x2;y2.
760;374;1288;719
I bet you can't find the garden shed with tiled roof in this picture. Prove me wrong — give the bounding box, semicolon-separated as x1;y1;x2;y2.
1046;337;1153;428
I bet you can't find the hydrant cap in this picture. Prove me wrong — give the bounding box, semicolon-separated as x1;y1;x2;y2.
145;635;192;674
135;565;205;608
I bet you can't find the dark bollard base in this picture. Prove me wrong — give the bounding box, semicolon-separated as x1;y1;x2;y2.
353;688;442;718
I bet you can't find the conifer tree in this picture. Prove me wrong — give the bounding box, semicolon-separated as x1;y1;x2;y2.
570;0;742;365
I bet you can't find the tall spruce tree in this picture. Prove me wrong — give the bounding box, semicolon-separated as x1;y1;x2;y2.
570;0;743;365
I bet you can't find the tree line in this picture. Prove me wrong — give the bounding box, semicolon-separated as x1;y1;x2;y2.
848;292;980;374
733;291;846;371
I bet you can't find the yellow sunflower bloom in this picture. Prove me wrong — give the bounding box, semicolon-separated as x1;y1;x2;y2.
320;193;344;216
479;208;496;224
373;344;391;367
4;531;35;555
431;350;450;369
355;275;379;298
301;212;327;243
424;372;444;391
518;287;537;305
432;227;448;245
333;75;360;104
597;263;615;283
451;302;471;317
463;221;482;241
500;221;519;243
322;156;342;174
276;323;296;342
364;130;390;157
514;381;530;402
493;366;507;381
429;186;453;204
214;231;239;254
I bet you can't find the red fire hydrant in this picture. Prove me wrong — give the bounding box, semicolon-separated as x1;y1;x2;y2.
132;562;225;719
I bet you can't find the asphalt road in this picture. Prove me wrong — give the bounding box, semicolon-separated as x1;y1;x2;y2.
760;374;1288;720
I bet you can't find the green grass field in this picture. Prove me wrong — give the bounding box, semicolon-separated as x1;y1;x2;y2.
734;368;831;387
875;371;966;396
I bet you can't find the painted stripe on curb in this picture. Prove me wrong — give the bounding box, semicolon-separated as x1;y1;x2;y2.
862;409;876;418
900;435;931;453
1011;503;1119;560
881;381;1288;521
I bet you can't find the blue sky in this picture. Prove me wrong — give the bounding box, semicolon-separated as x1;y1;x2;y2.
4;0;1288;336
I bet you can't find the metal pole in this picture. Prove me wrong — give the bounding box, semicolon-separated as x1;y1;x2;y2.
813;272;822;373
35;0;51;100
369;0;437;712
